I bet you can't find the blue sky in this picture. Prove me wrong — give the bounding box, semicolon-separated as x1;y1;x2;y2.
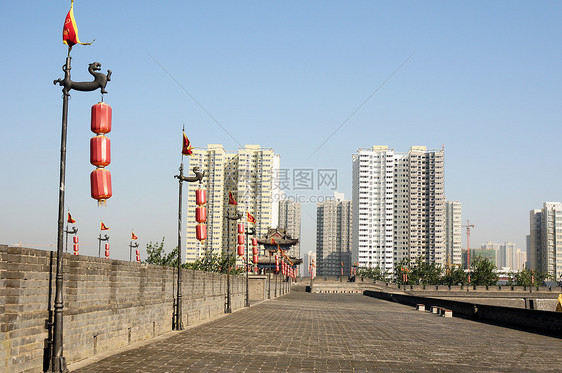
1;1;561;260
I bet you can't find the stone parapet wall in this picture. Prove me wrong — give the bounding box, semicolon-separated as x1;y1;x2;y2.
0;245;273;373
364;290;562;337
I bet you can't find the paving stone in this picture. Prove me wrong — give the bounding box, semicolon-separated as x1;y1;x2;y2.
71;287;562;372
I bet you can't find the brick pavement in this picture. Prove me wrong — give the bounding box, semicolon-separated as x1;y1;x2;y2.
70;286;562;372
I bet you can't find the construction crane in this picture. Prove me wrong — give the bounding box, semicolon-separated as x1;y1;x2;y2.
462;220;475;283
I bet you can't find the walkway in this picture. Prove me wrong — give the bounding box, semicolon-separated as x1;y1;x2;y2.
70;287;562;372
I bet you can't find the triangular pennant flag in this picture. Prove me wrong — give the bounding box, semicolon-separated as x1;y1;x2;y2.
228;191;237;205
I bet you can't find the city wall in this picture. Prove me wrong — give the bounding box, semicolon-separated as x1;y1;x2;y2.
0;245;283;373
306;278;561;310
363;290;562;337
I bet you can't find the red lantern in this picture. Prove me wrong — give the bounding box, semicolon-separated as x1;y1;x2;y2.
254;266;258;273
275;254;279;266
252;246;258;256
73;236;79;244
105;243;110;258
238;223;244;234
196;206;207;223
73;243;79;253
91;168;112;203
136;255;140;262
136;249;140;255
91;102;112;134
251;238;258;246
196;224;207;241
195;189;206;205
253;255;258;264
237;245;244;256
275;265;279;272
90;135;111;167
238;234;244;245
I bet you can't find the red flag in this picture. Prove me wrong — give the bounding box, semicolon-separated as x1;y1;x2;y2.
100;222;109;231
62;0;93;50
228;191;237;205
182;131;193;156
271;238;276;245
67;212;76;224
131;232;138;240
247;212;256;224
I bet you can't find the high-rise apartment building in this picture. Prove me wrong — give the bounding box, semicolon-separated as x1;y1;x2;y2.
316;193;352;277
498;242;517;269
529;202;562;280
445;201;462;267
352;145;445;273
278;199;301;272
513;249;527;271
185;144;280;262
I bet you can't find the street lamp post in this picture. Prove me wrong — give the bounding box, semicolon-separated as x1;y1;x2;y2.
173;165;204;331
97;234;109;257
225;210;243;313
129;241;139;262
51;56;111;372
268;251;272;299
245;227;255;307
64;226;78;253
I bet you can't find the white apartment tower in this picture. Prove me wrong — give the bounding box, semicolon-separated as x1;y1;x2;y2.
278;199;301;261
445;201;462;267
316;193;352;277
185;144;279;262
352;146;445;272
529;202;562;280
352;146;395;273
498;242;518;269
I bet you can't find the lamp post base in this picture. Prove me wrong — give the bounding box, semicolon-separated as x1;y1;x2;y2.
48;356;68;373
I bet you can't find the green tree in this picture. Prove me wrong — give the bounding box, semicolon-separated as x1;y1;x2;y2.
409;255;442;285
470;256;498;286
513;268;552;287
440;266;468;286
357;266;385;281
184;249;243;275
144;238;178;266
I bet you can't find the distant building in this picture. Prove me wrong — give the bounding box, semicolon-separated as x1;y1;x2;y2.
304;250;317;279
317;193;352;277
481;241;500;267
513;248;527;271
499;242;518;269
445;201;462;267
278;199;301;273
464;248;496;267
479;241;522;270
351;145;445;273
185;144;280;262
529;202;562;280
